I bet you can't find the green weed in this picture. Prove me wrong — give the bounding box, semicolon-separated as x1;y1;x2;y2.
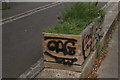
43;2;105;35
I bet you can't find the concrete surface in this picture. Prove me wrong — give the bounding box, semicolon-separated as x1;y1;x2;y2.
97;23;118;78
36;68;81;78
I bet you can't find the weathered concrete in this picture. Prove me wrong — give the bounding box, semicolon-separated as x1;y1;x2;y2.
97;25;118;78
100;2;119;51
36;68;81;78
79;51;97;78
82;2;119;78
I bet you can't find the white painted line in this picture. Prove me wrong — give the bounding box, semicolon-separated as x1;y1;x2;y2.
2;2;57;21
1;2;62;25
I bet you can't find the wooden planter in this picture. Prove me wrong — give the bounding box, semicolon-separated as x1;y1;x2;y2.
42;16;104;72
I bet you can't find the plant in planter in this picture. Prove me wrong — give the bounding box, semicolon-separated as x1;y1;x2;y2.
42;2;105;71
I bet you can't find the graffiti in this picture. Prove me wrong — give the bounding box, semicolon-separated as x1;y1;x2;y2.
82;23;103;60
45;37;77;56
47;40;76;55
82;33;92;60
44;51;77;65
44;36;78;65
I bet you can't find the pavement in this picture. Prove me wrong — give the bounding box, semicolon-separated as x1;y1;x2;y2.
96;2;119;78
97;22;119;78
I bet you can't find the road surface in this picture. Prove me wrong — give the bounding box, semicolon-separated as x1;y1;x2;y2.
2;2;52;19
2;2;69;78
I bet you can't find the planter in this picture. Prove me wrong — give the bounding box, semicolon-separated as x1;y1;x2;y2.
42;16;104;72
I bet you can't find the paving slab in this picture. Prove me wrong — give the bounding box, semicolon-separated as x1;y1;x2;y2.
36;68;81;78
97;25;118;78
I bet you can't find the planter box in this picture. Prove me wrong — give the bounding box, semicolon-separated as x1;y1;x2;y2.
42;16;104;72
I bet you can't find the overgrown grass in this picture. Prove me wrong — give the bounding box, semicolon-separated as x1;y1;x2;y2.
43;2;105;35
